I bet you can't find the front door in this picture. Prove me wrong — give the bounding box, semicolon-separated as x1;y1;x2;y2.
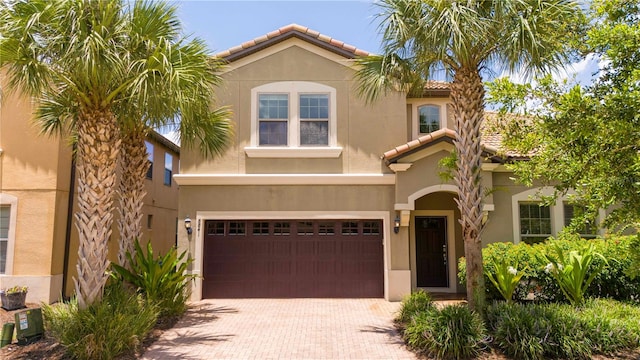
415;216;448;287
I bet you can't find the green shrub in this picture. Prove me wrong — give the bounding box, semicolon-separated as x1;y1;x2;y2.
404;304;486;359
487;301;591;359
459;235;640;303
487;299;640;359
111;238;195;318
396;289;434;323
578;298;640;353
42;283;158;360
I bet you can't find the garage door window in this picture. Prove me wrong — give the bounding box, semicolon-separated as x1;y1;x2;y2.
363;221;381;235
274;222;290;235
342;221;359;235
318;222;335;235
297;221;314;235
229;222;246;235
252;222;270;235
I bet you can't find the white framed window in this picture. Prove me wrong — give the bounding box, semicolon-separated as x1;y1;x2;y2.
246;81;341;158
0;194;18;275
408;99;448;139
519;202;552;244
418;105;441;134
511;187;604;243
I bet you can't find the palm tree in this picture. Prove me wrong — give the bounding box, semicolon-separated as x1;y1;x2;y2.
0;0;232;307
115;1;232;270
356;0;582;312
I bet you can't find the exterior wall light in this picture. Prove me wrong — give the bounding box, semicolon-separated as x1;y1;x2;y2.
394;215;400;234
185;215;192;235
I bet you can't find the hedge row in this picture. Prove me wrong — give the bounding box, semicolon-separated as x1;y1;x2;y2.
458;235;640;302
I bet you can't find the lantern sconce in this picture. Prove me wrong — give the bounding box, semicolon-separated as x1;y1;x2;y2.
185;215;192;235
394;215;401;234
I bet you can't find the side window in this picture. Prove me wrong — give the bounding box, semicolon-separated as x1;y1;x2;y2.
418;105;440;134
0;205;9;274
563;203;597;238
164;153;173;186
145;141;153;179
519;203;551;244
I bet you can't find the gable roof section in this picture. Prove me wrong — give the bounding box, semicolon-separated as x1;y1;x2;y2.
215;24;371;62
383;112;526;165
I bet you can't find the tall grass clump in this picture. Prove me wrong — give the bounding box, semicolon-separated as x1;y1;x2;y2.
404;304;486;359
112;238;195;319
42;283;158;360
396;290;434;323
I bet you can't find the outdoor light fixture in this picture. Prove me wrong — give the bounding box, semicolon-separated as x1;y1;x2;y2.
394;215;401;234
184;215;192;235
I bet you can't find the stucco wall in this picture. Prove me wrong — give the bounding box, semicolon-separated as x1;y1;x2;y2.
0;74;72;303
181;41;406;176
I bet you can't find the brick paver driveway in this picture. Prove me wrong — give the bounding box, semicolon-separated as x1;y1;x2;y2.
142;299;417;359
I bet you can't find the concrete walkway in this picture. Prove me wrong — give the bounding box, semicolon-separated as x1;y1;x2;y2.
142;299;417;360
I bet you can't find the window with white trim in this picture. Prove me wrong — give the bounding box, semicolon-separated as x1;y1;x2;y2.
563;203;597;238
418;105;441;134
0;205;9;274
519;203;551;244
0;194;17;275
247;82;341;158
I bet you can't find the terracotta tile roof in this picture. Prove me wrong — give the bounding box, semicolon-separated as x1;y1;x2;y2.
383;128;456;160
215;24;371;61
424;81;450;91
383;111;526;163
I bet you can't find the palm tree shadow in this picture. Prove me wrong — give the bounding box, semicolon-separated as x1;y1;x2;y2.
359;325;405;345
172;303;239;329
143;331;234;360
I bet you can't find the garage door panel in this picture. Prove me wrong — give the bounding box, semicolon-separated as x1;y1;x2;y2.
203;219;383;298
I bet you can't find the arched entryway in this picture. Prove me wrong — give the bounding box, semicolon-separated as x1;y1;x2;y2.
409;190;464;293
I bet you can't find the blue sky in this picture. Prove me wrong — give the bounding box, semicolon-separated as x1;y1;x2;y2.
174;0;599;85
176;0;383;54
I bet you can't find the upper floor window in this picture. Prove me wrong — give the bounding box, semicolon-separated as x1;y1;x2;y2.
246;82;341;158
164;153;173;186
258;94;289;146
145;141;153;179
418;105;440;134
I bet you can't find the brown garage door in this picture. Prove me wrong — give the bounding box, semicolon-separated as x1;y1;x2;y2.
202;219;383;298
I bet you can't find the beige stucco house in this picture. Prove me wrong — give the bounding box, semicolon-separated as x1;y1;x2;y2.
176;24;600;301
0;74;181;303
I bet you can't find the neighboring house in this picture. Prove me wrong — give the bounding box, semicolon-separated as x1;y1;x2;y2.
0;76;180;304
176;24;601;301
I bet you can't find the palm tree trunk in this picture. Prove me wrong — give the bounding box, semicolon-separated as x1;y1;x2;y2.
450;66;486;314
74;110;120;309
117;125;149;270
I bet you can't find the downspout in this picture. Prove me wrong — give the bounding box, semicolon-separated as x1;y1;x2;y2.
62;146;76;300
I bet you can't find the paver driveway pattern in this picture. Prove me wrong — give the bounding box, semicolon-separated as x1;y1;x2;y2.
142;298;417;360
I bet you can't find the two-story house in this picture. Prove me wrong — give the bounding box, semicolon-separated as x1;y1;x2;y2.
176;24;601;302
0;73;181;303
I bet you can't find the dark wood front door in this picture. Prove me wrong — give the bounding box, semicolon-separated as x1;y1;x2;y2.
202;219;384;298
416;216;448;287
